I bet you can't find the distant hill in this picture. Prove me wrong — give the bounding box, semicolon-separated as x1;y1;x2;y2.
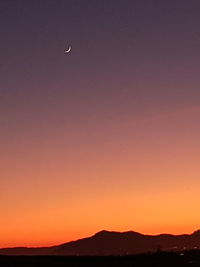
1;230;200;256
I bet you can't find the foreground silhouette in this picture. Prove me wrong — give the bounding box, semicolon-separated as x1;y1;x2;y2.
1;230;200;256
0;250;200;267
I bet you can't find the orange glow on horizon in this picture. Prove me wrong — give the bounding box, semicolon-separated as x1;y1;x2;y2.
1;107;200;248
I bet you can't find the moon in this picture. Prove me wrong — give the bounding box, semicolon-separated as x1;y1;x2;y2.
64;46;71;54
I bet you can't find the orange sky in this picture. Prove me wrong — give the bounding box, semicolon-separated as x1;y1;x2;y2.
1;106;200;247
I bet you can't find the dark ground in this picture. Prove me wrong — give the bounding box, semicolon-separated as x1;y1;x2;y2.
1;251;200;267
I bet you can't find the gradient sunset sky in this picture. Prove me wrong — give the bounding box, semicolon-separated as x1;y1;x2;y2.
1;0;200;247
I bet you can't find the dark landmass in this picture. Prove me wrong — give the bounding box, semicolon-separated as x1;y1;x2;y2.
1;229;200;256
1;251;200;267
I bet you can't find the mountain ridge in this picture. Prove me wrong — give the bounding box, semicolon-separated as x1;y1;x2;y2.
1;229;200;256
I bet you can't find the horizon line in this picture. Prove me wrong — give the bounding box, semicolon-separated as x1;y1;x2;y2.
1;228;199;249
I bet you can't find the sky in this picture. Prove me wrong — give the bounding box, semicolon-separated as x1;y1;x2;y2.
1;0;200;247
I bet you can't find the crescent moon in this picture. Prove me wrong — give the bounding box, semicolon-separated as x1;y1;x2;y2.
64;46;71;54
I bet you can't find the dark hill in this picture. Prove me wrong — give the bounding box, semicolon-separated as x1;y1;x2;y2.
1;230;200;256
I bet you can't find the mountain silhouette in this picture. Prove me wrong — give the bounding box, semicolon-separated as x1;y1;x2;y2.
1;230;200;256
